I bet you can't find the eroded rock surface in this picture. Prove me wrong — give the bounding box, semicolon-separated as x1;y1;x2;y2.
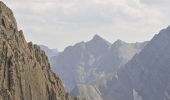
0;1;81;100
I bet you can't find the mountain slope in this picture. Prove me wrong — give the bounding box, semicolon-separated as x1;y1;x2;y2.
101;26;170;100
0;2;80;100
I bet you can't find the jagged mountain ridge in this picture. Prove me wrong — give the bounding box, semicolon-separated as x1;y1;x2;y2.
0;1;81;100
49;33;147;100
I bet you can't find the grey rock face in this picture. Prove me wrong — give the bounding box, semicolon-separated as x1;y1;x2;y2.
0;1;81;100
101;26;170;100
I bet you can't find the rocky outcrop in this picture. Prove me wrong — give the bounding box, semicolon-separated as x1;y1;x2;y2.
0;1;80;100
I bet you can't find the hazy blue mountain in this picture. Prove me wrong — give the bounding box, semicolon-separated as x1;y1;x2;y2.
100;26;170;100
50;34;147;94
50;35;111;91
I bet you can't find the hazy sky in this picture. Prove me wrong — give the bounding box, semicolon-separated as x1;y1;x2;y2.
2;0;170;51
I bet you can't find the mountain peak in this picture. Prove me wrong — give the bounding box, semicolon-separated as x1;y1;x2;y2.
0;1;18;30
0;1;6;7
91;34;106;43
113;39;126;46
89;34;111;46
93;34;102;40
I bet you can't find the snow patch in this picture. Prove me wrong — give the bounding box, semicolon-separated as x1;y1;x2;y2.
133;89;143;100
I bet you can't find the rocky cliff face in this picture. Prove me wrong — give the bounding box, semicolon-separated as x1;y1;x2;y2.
0;1;80;100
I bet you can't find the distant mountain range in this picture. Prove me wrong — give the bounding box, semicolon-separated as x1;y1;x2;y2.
41;34;148;100
40;25;170;100
4;1;170;100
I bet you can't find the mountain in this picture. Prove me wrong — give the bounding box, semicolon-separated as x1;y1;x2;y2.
0;2;81;100
100;26;170;100
67;40;147;100
50;34;147;95
50;35;112;91
39;45;58;60
68;40;147;100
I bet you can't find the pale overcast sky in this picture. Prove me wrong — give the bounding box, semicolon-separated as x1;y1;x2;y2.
2;0;170;51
